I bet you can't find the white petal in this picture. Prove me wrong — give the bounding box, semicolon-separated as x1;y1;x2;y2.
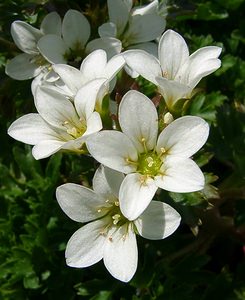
156;76;192;108
38;34;68;64
35;86;79;130
31;71;46;95
86;130;138;173
155;157;205;192
61;136;86;152
5;53;43;80
40;12;62;35
180;46;222;88
135;201;181;240
124;64;139;78
93;165;124;198
103;224;137;282
74;78;107;119
83;112;102;137
44;69;59;82
98;22;117;38
119;173;158;220
119;90;158;152
158;30;189;80
123;50;161;84
65;219;106;268
52;64;84;95
124;14;165;44
102;54;125;81
92;165;112;196
103;166;125;198
80;50;107;81
132;0;158;15
7;113;59;145
62;9;90;49
129;41;158;57
96;83;110;110
32;140;64;159
53;78;75;97
86;37;122;59
11;21;42;54
107;0;132;35
156;116;209;158
56;183;105;222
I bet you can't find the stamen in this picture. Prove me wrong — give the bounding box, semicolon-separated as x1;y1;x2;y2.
158;147;167;158
114;201;119;206
109;236;113;242
67;127;78;137
61;119;86;138
125;157;137;165
141;137;148;153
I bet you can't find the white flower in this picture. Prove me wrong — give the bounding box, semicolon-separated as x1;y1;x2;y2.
8;78;107;159
43;49;125;111
99;0;166;51
86;90;209;220
123;29;222;109
5;12;61;80
37;9;122;64
56;165;181;282
37;9;89;64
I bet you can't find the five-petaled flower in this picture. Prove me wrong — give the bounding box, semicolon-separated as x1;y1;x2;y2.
5;12;61;80
99;0;166;51
56;165;181;282
123;29;222;110
37;49;125;112
87;90;209;220
8;78;107;159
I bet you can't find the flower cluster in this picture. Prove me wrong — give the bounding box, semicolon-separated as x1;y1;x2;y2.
6;0;221;282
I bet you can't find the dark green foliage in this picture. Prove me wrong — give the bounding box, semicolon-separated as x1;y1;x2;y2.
0;0;244;299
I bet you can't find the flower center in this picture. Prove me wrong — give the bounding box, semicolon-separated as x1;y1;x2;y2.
109;201;128;227
98;200;128;228
30;54;49;67
62;118;87;139
64;42;85;65
98;199;130;242
137;151;162;177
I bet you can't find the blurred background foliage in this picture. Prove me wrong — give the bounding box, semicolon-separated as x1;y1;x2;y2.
0;0;244;299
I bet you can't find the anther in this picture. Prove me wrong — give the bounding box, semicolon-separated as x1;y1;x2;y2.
62;120;69;126
146;156;154;167
112;214;121;225
160;147;166;153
